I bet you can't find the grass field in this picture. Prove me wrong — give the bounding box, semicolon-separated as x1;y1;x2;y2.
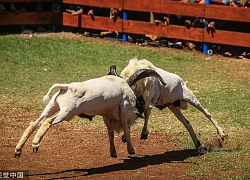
0;32;249;179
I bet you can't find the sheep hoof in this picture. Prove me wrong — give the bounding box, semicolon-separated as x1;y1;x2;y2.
111;153;117;158
220;132;228;141
14;149;21;158
128;148;135;155
197;146;209;154
32;143;39;153
121;134;127;143
140;131;149;140
33;147;39;153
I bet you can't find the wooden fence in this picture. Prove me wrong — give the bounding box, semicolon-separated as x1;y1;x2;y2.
1;0;250;53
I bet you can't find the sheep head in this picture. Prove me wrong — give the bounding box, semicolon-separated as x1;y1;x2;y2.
107;65;166;86
107;65;166;115
126;69;166;86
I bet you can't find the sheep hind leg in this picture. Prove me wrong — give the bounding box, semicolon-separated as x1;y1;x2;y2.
192;102;226;140
120;116;135;155
32;118;53;153
124;128;135;155
31;108;76;154
182;88;227;140
168;105;201;149
103;117;117;158
14;121;40;158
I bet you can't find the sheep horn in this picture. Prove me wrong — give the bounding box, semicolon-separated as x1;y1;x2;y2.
107;65;121;77
127;69;166;86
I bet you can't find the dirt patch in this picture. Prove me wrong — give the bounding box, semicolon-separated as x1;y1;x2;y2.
0;107;205;180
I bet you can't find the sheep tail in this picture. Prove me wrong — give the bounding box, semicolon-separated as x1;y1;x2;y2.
43;84;68;104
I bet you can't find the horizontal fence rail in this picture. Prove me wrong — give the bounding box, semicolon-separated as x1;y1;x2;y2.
0;12;53;25
1;0;250;49
0;0;51;2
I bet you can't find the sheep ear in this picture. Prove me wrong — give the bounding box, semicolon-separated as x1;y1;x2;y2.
107;65;120;77
126;69;166;86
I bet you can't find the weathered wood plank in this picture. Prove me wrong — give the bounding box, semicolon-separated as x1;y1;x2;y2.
123;0;205;18
80;15;123;32
203;29;250;47
204;4;250;23
0;0;51;2
0;12;52;25
58;12;79;27
62;0;122;9
57;13;123;31
123;20;203;42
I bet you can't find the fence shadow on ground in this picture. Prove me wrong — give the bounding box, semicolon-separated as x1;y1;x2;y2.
28;149;201;179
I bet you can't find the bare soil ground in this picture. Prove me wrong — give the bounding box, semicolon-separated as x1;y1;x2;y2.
0;107;206;180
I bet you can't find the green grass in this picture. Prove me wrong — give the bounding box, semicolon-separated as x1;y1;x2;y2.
0;32;249;179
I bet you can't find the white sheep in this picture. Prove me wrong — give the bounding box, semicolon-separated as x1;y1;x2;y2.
119;58;227;150
14;68;165;158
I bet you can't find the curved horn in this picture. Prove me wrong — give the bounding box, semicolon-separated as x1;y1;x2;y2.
126;69;166;86
107;65;121;77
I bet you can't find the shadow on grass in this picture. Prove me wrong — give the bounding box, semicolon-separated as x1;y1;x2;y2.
28;149;201;179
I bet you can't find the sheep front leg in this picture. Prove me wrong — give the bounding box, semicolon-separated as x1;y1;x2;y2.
32;118;52;153
103;117;117;158
141;107;152;140
15;121;40;158
141;90;161;140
